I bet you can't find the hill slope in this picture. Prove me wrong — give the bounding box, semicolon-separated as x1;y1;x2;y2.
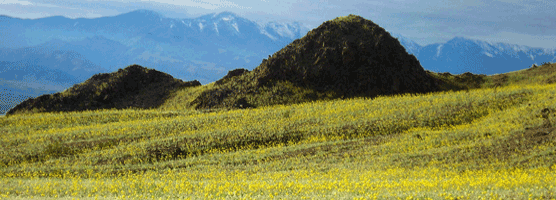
5;65;200;116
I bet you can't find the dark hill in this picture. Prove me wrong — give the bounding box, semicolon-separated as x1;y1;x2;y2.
191;14;440;110
6;64;200;116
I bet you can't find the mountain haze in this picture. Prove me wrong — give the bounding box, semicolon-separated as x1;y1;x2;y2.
391;35;556;75
0;10;312;84
0;48;108;115
0;47;106;81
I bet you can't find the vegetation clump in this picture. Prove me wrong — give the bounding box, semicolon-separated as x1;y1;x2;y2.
6;64;200;116
215;68;250;85
541;107;555;128
192;14;439;110
428;71;487;91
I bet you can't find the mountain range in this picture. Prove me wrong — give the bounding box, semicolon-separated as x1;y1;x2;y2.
391;34;556;75
1;9;555;114
1;9;312;83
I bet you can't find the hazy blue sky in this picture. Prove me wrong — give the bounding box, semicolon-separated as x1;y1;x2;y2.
1;0;555;48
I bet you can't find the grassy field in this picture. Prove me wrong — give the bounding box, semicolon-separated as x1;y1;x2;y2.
1;64;556;199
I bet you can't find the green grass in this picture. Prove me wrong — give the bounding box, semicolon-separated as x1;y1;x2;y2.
0;64;555;199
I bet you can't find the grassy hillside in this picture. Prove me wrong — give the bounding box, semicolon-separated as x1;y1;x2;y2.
1;63;555;199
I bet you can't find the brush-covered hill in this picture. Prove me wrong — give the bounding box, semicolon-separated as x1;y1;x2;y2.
5;64;201;116
190;14;440;110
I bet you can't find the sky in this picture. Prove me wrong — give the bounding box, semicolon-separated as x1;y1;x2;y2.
1;0;556;48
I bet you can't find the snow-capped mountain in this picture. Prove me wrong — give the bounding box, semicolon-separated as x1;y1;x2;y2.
262;21;313;41
187;12;250;36
389;32;422;56
416;37;556;74
0;10;312;83
388;33;555;75
1;9;310;49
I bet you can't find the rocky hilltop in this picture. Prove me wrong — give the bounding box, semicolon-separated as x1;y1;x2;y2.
192;14;440;110
6;65;200;116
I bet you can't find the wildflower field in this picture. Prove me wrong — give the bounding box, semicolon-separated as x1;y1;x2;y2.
1;70;556;199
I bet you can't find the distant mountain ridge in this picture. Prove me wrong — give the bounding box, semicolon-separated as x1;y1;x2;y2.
0;10;312;85
0;9;312;51
390;34;556;75
3;10;554;82
0;47;107;80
